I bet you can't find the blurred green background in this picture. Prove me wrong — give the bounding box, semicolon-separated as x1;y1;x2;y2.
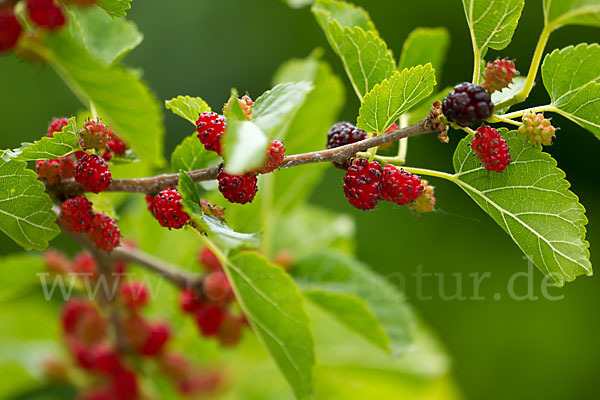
1;1;598;399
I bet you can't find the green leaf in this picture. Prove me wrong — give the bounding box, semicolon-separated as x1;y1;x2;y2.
407;87;452;125
69;5;143;65
224;252;315;399
399;27;450;84
312;0;377;32
171;133;220;172
273;205;355;259
543;0;600;29
0;159;59;251
542;43;600;106
293;250;414;356
45;29;165;167
5;117;80;161
452;131;592;285
303;290;390;353
253;82;314;137
553;82;600;139
462;0;524;54
178;171;260;249
312;0;395;100
165;96;211;125
357;65;436;134
0;254;44;301
97;0;133;18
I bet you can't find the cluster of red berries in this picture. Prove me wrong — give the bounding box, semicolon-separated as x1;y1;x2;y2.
194;96;287;206
44;255;222;399
178;247;248;346
471;126;512;172
60;196;121;252
482;59;519;94
343;158;424;211
44;248;114;279
1;1;97;55
36;117;126;193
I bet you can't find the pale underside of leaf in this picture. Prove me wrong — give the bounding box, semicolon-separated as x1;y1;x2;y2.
453;132;591;285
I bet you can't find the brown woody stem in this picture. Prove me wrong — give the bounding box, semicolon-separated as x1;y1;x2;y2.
50;117;435;195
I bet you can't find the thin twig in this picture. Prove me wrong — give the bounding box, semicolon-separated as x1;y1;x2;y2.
50;117;435;195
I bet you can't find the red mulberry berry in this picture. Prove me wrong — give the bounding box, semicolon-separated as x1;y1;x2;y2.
147;187;190;229
120;281;149;309
519;111;556;146
409;179;436;214
482;59;519;94
381;165;424;206
0;11;23;54
258;140;286;173
217;312;243;347
27;0;66;31
471;126;511;172
80;119;110;151
74;153;112;193
36;156;74;184
61;298;96;334
108;368;139;400
196;112;225;155
60;196;93;233
106;130;128;155
44;249;71;275
217;170;258;204
47;117;68;137
179;289;203;313
72;251;98;279
203;271;234;305
343;158;382;211
195;304;224;336
35;159;61;185
139;321;170;357
442;83;494;127
87;212;120;252
200;199;226;222
198;247;221;272
92;345;124;375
